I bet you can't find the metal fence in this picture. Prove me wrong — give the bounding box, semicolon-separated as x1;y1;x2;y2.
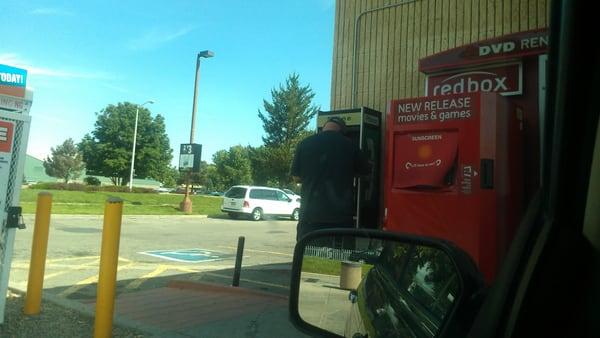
305;245;380;262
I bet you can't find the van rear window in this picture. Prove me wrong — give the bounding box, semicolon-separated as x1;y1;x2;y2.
225;187;246;198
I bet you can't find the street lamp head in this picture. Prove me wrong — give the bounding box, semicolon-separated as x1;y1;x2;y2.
142;100;155;106
198;50;214;58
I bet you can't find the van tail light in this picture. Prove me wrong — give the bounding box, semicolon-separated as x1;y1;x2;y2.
243;200;250;208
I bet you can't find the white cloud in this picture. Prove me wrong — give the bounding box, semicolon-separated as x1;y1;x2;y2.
129;26;195;50
30;8;75;16
0;53;113;80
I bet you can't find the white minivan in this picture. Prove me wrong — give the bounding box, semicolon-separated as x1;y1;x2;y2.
221;185;301;221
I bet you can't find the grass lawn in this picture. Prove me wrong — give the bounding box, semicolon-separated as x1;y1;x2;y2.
302;256;373;276
19;189;223;216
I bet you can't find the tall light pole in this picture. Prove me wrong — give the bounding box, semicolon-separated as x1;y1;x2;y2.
129;100;154;192
180;50;214;213
189;50;214;144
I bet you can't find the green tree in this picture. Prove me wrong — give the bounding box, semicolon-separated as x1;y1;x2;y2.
213;145;252;189
43;138;86;183
247;146;272;186
257;74;318;185
179;161;211;192
78;102;173;185
204;164;223;191
159;166;180;188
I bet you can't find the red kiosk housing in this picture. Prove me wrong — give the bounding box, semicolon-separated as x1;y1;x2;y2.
384;92;523;282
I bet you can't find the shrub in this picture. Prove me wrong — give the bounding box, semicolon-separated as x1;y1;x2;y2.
99;185;129;193
84;176;101;186
100;185;156;194
132;187;157;194
29;182;87;191
27;182;157;194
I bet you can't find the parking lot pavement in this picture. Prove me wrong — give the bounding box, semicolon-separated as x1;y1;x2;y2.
9;215;299;301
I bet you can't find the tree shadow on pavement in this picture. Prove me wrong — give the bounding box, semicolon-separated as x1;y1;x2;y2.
45;261;294;303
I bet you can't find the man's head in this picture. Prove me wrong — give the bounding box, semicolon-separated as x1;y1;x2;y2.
323;116;347;134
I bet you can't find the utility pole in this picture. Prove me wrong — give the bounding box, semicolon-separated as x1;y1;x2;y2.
180;50;214;213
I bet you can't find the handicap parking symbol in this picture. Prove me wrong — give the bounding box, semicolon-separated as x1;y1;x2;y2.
139;248;229;263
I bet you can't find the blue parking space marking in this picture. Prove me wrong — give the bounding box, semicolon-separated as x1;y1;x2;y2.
139;248;231;263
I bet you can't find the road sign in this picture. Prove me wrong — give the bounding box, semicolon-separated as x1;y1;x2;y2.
179;143;202;172
139;248;230;263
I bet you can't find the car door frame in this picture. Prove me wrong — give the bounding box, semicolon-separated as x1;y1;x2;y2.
467;1;600;337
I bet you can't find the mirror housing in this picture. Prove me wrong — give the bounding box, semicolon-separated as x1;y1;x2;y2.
289;229;485;338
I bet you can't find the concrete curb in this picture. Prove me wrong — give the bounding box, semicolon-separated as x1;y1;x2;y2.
8;287;187;338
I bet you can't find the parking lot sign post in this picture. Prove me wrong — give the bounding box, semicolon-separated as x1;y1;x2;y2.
178;143;202;172
179;143;202;213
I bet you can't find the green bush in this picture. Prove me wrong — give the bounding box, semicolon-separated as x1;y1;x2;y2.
29;182;88;191
84;176;101;186
100;185;156;194
27;182;156;193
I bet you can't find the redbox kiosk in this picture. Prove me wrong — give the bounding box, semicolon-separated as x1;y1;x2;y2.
419;29;548;203
384;92;523;282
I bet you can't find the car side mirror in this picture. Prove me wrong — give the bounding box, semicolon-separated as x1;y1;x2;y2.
289;229;485;338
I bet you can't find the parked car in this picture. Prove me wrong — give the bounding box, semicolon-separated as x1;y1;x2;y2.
282;188;301;202
173;187;186;194
154;187;172;193
221;185;301;221
209;191;224;196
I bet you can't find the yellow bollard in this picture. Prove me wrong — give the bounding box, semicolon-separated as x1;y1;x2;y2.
93;197;123;338
23;192;53;315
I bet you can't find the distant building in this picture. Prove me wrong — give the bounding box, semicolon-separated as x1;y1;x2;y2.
23;155;56;183
23;154;161;188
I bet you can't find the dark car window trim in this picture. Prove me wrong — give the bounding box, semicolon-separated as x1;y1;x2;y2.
469;1;600;337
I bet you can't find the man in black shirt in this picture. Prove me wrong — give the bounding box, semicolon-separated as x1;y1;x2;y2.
291;117;370;241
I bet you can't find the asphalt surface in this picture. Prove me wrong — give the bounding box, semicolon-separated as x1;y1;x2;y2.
4;214;313;337
9;214;299;301
5;214;369;337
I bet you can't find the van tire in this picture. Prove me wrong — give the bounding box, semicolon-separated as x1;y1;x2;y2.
251;208;263;221
291;208;300;221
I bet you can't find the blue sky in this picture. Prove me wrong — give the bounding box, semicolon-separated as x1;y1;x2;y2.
0;0;334;165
